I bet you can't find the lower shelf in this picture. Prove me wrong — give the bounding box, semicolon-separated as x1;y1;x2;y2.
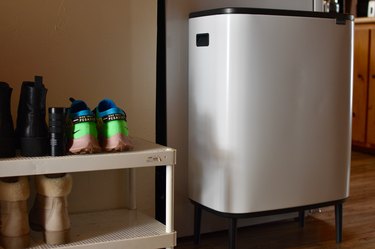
29;209;176;249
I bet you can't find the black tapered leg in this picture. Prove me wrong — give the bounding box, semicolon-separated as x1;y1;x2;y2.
335;203;343;243
229;218;237;249
299;210;305;228
194;204;202;244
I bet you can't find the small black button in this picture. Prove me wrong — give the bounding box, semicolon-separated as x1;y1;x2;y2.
196;33;209;47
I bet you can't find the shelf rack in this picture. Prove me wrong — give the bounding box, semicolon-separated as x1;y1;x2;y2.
0;137;177;249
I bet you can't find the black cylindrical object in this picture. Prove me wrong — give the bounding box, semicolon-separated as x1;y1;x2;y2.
48;107;66;156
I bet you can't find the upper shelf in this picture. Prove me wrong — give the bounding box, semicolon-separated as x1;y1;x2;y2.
0;137;176;177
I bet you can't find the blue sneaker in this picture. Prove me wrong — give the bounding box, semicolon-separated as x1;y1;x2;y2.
94;99;133;152
67;98;101;154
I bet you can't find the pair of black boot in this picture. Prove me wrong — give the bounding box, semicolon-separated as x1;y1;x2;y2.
0;76;49;158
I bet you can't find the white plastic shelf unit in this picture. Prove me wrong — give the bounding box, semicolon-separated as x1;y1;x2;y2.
0;137;177;249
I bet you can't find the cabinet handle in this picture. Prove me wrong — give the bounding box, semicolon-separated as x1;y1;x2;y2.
372;75;375;79
353;112;356;117
358;74;364;80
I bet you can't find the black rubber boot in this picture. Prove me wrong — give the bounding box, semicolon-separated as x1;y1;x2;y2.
0;82;16;158
15;76;49;157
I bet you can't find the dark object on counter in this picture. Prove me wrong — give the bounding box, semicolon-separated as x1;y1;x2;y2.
357;0;369;17
0;82;16;158
15;76;49;157
49;107;66;156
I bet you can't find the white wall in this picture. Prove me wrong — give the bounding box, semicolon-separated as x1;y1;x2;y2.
0;0;157;216
166;0;318;237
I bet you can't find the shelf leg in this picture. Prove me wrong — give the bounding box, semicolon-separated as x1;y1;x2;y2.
166;164;175;249
125;168;136;210
299;210;305;228
229;217;237;249
194;204;202;244
335;203;343;243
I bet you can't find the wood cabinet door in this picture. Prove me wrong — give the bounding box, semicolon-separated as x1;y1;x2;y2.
352;28;369;144
366;29;375;145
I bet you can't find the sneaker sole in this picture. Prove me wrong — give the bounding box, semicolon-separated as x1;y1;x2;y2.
101;134;133;152
69;134;101;154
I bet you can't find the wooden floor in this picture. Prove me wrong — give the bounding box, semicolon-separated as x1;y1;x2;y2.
176;151;375;249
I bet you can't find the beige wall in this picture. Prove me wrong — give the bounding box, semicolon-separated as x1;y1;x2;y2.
0;0;157;215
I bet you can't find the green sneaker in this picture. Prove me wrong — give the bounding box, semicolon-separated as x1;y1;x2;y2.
95;99;133;152
67;98;101;154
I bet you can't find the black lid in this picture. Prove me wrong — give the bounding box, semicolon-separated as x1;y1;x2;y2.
48;107;66;114
189;7;353;23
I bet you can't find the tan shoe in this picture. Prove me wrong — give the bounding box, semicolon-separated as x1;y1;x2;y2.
0;177;30;249
29;174;72;245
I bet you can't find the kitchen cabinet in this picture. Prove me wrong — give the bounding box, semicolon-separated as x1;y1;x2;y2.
0;137;177;249
353;18;375;149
